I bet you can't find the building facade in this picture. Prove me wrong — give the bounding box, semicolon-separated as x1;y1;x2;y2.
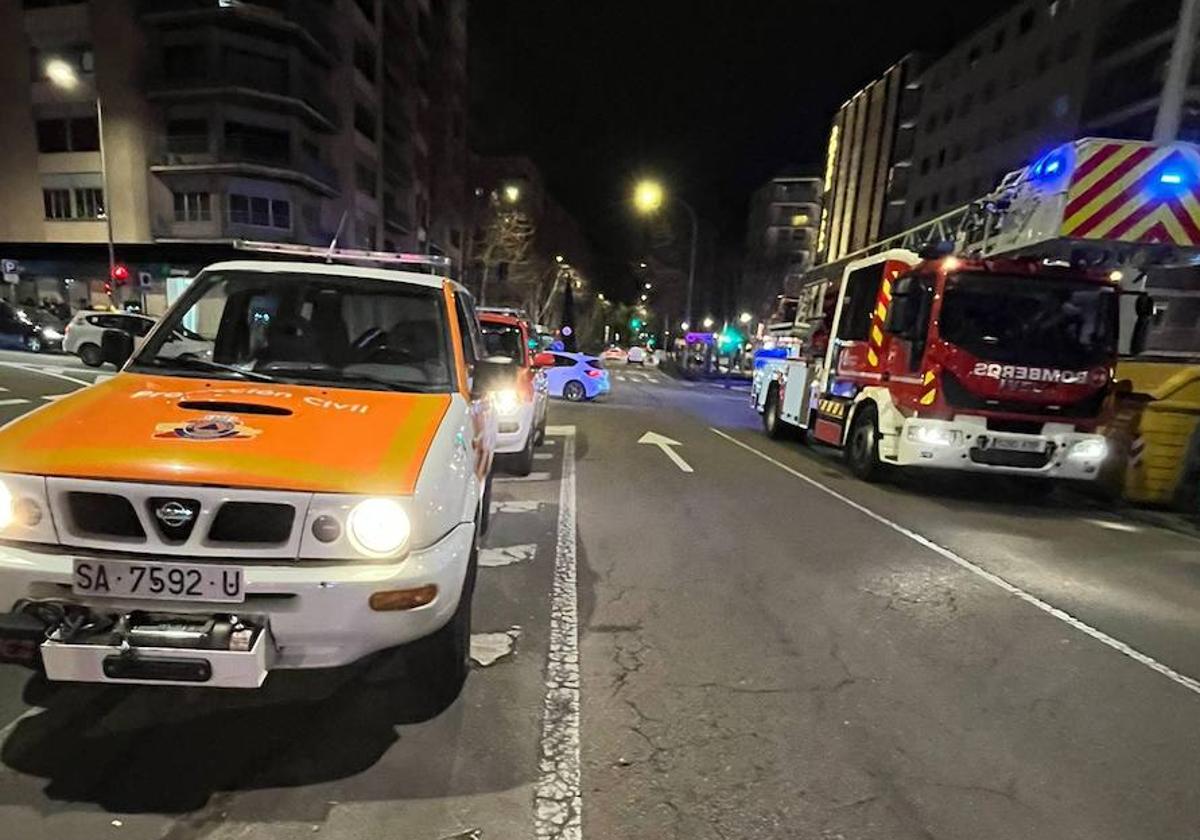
817;55;920;265
0;0;466;313
742;174;821;314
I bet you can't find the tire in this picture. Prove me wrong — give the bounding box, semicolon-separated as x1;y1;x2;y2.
535;416;546;446
563;380;587;402
406;541;476;713
479;472;493;536
763;385;790;440
78;343;103;367
845;404;886;482
24;335;42;354
505;428;536;476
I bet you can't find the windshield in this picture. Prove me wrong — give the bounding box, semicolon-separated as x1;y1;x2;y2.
133;270;454;392
939;273;1117;369
481;322;526;364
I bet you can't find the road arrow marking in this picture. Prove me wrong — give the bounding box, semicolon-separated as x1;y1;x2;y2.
638;431;694;473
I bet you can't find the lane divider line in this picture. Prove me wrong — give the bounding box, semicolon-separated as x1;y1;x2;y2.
495;472;550;483
534;424;582;840
0;398;30;406
0;362;94;388
534;452;554;460
711;427;1200;698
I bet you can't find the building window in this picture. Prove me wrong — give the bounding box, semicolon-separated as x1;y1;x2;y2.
356;161;377;197
1036;48;1051;76
1018;8;1036;35
35;117;99;153
166;118;208;154
229;193;290;229
42;189;72;220
931;194;941;212
1059;31;1081;62
993;27;1007;52
173;191;211;222
353;40;376;82
937;148;947;168
74;187;104;218
354;103;377;140
913;197;925;216
920;156;931;175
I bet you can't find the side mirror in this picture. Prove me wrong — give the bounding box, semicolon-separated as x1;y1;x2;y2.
1130;292;1155;356
532;351;555;368
471;357;515;399
100;329;134;368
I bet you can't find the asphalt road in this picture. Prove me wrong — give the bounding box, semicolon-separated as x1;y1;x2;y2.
0;352;1198;839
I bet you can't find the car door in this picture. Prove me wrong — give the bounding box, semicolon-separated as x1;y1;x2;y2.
453;290;496;480
545;352;579;397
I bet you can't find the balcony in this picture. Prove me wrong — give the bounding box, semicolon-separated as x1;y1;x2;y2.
146;69;338;132
151;134;339;197
139;0;338;65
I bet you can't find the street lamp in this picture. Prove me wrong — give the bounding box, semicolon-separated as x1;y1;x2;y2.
46;57;115;282
680;320;690;331
632;178;699;328
502;183;521;204
644;282;652;290
739;312;753;324
702;316;714;329
555;254;565;264
640;294;648;301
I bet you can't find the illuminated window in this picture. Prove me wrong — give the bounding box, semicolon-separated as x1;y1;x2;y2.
791;213;810;227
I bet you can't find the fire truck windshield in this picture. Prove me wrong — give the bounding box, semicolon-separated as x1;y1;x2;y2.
939;273;1118;369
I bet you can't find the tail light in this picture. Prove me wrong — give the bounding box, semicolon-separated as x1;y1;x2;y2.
585;369;603;379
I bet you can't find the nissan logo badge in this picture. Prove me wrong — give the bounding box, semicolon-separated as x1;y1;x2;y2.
155;500;196;528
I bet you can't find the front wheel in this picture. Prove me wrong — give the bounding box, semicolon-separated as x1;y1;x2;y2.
506;427;536;476
563;380;587;402
845;405;886;482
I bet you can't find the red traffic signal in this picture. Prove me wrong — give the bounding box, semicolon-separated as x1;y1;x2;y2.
110;263;130;284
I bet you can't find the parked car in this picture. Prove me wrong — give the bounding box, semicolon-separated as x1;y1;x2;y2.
0;301;62;353
64;310;156;366
479;309;550;475
601;346;628;363
626;345;647;365
545;352;610;401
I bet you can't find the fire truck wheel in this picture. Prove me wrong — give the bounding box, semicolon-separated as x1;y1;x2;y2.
846;405;885;482
763;385;790;440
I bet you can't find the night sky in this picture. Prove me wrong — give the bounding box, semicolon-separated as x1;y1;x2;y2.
469;0;1016;292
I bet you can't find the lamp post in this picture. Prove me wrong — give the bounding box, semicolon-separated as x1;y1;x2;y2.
632;178;699;329
45;58;115;283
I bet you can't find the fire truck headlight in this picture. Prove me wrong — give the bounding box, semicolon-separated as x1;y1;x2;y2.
907;425;961;447
1068;438;1107;461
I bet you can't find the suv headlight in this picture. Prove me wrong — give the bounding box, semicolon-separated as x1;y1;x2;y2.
347;498;411;557
491;388;522;416
0;474;58;544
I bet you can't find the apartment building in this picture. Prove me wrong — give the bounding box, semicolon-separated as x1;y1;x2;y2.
0;0;466;312
741;174;821;314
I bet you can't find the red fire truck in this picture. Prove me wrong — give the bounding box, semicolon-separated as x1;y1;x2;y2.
753;136;1200;484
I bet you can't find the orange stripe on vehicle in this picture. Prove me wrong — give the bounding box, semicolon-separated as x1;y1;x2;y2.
444;281;469;396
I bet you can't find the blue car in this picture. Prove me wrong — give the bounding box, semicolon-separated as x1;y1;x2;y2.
544;352;610;401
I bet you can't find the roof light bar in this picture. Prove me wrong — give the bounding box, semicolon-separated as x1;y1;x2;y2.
233;240;452;270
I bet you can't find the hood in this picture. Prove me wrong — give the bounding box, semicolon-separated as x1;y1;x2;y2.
0;374;451;494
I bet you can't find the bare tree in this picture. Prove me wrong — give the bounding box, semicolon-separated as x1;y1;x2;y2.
471;202;537;306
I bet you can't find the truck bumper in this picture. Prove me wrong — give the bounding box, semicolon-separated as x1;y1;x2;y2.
892;416;1107;480
0;521;476;687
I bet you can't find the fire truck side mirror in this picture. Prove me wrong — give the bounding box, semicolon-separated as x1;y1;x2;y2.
1130;293;1155;356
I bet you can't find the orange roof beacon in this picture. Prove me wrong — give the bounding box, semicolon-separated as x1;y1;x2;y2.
0;245;507;708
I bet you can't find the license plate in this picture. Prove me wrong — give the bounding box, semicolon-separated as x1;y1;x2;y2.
72;559;244;603
990;437;1045;453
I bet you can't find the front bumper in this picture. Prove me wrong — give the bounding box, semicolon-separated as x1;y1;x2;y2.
0;520;475;687
892;416;1107;480
494;402;535;454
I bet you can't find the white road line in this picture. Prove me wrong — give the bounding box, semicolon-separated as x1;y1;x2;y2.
0;398;29;406
490;500;541;515
534;425;581;840
479;543;537;567
1085;518;1141;533
534;452;554;460
711;427;1200;698
495;471;550;483
617;374;628;382
0;362;94;388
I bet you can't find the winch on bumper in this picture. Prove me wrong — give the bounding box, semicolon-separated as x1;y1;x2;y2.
891;416;1108;479
0;521;475;688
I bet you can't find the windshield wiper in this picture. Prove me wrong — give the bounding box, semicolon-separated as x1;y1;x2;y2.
270;366;425;392
140;354;279;383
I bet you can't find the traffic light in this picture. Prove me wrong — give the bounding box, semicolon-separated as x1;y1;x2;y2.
630;317;642;330
110;263;130;285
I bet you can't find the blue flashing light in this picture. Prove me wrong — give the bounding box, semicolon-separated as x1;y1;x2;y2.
1160;171;1184;185
1029;147;1070;183
830;379;858;399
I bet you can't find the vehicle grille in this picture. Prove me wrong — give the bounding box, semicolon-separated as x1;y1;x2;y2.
209;502;294;544
66;493;145;539
968;447;1054;469
48;479;312;560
